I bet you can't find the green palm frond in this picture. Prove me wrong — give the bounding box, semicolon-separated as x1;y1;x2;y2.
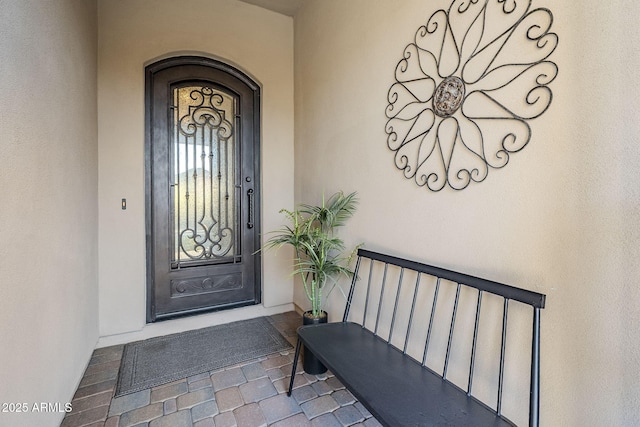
263;191;360;317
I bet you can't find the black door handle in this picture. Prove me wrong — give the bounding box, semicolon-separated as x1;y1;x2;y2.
247;188;254;229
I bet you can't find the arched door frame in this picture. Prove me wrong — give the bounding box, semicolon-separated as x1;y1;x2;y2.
145;55;261;322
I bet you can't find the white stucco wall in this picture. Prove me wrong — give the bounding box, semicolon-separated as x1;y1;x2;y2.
294;0;640;425
0;1;99;426
97;0;295;342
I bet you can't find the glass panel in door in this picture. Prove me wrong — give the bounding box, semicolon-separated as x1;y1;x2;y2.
171;85;239;269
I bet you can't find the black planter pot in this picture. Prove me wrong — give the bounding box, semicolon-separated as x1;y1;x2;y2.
302;311;328;375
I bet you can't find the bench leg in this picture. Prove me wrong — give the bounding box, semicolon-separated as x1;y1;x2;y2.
287;338;303;397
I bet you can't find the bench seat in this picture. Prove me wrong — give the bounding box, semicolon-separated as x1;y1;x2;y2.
298;322;514;427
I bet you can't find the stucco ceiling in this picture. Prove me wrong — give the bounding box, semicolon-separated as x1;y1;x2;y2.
237;0;304;16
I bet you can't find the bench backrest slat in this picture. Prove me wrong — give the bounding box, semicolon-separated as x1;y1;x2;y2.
498;298;509;416
467;290;483;396
443;283;462;381
343;248;546;427
359;260;374;326
388;267;404;346
373;262;388;336
423;276;441;367
403;272;422;355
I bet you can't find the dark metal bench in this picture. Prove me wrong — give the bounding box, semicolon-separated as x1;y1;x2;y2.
288;249;546;426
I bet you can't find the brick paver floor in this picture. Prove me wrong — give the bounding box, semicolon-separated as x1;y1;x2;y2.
61;312;382;427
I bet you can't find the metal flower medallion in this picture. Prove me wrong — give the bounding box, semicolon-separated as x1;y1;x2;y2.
433;76;465;117
385;0;558;191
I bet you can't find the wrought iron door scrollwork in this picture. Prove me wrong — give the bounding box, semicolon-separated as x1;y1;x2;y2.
385;0;558;191
172;86;238;266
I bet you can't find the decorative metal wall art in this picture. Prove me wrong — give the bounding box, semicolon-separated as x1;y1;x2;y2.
385;0;558;191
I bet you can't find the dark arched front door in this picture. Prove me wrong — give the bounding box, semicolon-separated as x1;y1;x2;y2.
145;56;261;322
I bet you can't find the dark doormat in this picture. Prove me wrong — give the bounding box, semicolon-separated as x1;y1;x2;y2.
115;316;293;397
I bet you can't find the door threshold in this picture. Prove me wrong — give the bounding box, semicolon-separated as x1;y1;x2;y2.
96;303;295;348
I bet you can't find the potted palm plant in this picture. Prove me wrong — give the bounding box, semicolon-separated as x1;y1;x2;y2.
264;190;359;374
